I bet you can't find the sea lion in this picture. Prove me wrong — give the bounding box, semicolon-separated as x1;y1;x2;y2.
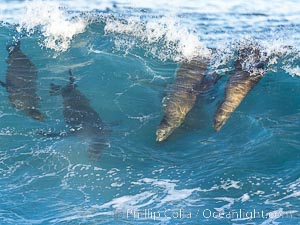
0;41;44;121
213;44;267;131
156;57;216;142
49;69;108;160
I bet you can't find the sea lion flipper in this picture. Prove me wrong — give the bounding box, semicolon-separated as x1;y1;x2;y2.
50;83;62;96
196;72;221;94
37;129;73;138
37;129;63;138
69;69;76;85
213;72;222;83
0;80;7;88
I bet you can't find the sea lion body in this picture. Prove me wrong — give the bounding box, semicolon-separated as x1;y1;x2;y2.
0;42;44;121
214;45;266;131
50;70;108;160
156;57;211;142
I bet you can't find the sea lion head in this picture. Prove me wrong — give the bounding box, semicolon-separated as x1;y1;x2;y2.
6;40;21;55
213;108;230;132
27;108;45;121
237;45;262;70
156;125;174;142
156;117;179;142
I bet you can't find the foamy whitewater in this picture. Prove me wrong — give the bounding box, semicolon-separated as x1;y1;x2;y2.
0;0;299;224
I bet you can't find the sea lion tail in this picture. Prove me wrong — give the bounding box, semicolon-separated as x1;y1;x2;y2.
6;40;21;54
234;60;243;71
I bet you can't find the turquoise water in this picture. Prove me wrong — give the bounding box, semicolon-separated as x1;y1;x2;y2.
0;0;300;224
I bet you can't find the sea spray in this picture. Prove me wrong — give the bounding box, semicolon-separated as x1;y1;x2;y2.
104;16;211;62
16;0;87;52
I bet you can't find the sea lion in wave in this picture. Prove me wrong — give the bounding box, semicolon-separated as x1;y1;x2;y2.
156;57;218;142
0;41;44;121
49;69;109;160
213;44;267;131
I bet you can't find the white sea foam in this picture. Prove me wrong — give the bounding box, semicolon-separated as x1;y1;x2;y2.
240;193;250;202
0;0;299;65
137;178;200;207
214;197;235;212
16;0;88;52
1;0;211;60
104;16;211;61
212;37;300;78
98;191;156;210
220;179;241;190
260;208;296;225
282;65;300;77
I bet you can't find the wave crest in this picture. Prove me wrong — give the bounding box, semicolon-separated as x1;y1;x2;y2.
17;0;87;52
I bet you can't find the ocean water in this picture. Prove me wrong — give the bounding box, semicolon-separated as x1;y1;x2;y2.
0;0;300;224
